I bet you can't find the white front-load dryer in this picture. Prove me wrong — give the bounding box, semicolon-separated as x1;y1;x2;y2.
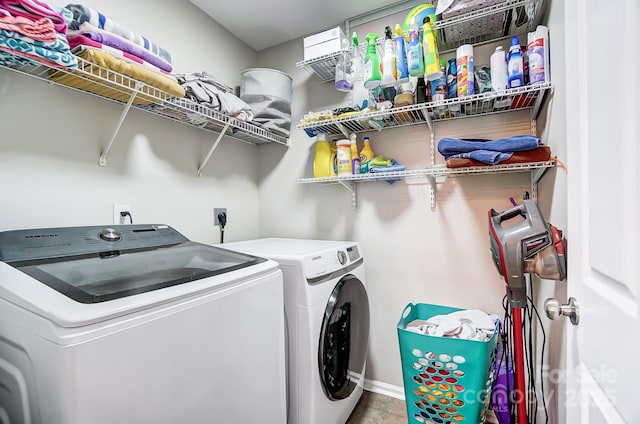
221;238;370;424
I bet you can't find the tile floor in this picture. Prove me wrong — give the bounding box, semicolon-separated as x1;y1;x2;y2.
346;391;408;424
346;390;500;424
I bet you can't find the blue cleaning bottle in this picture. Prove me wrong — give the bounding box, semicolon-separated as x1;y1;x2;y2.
406;21;424;77
507;35;524;88
394;23;409;84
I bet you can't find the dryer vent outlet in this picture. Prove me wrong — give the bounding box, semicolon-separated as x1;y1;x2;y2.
214;208;227;226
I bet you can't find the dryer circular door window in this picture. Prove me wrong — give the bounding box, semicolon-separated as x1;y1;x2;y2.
318;274;370;400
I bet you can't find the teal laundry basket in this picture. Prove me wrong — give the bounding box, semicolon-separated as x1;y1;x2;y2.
397;303;498;423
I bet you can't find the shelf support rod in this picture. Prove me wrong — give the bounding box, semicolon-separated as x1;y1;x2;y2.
99;81;143;167
337;179;357;209
197;121;231;177
428;176;436;211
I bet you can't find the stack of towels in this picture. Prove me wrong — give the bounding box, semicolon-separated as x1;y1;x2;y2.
437;135;551;168
0;0;76;68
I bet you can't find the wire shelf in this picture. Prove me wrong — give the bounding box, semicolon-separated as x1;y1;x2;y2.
296;0;544;81
0;50;288;147
298;82;551;137
297;161;555;184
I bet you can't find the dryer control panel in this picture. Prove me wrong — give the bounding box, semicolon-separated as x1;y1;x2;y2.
303;245;360;279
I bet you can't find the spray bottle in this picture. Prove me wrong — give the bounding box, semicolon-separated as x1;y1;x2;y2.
363;32;382;89
334;38;353;92
422;17;443;81
350;31;364;82
406;20;424;77
394;23;409;84
380;26;398;88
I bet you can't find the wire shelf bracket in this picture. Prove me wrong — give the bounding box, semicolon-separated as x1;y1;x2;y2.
99;81;143;167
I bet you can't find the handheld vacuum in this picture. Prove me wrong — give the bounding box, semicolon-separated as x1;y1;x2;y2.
488;197;566;424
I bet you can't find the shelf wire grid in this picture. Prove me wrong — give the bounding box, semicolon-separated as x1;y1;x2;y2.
0;50;288;147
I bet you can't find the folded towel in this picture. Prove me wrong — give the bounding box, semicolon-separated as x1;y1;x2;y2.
438;135;542;165
67;34;176;81
0;0;66;33
0;29;76;67
445;146;552;168
0;14;56;41
438;135;541;156
65;3;172;63
68;23;172;72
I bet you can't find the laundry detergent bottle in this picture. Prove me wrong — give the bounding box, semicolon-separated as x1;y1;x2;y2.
359;136;375;173
313;133;337;177
363;32;382;89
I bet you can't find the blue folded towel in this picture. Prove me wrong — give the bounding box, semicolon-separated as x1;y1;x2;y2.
437;135;541;165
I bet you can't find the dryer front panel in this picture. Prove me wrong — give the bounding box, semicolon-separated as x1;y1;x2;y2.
318;274;369;400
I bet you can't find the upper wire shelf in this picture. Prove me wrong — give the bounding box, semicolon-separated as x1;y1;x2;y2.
0;51;288;148
296;0;544;81
298;82;552;138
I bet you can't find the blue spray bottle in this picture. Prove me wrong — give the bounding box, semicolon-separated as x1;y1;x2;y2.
406;20;424;78
394;23;409;84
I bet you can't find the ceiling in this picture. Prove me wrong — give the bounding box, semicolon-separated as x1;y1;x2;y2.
190;0;410;51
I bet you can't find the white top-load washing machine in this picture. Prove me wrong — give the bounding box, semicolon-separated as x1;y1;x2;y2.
0;224;287;424
221;238;370;424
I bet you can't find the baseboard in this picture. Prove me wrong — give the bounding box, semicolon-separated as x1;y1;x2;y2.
363;379;405;400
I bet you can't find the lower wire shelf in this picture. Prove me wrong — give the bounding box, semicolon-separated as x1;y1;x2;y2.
298;160;557;210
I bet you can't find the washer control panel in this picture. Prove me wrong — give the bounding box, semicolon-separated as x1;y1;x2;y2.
0;224;189;262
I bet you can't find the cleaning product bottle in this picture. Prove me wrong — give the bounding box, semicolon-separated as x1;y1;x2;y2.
394;23;409;84
422;17;442;81
313;133;337;177
350;31;364;82
490;45;508;91
456;44;474;96
527;25;549;84
336;138;352;176
507;35;524;88
350;133;361;175
381;26;398;88
359;136;375;173
406;21;425;77
335;38;353;92
363;32;382;89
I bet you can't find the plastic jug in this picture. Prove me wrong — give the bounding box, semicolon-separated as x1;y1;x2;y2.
313;134;337;177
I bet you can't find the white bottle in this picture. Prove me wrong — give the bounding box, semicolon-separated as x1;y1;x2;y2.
527;25;550;84
490;46;508;91
381;26;398;88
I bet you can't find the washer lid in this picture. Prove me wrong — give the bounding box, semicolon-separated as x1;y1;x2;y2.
0;225;267;304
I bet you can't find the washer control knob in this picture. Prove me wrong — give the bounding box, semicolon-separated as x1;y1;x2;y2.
99;228;122;242
337;250;347;265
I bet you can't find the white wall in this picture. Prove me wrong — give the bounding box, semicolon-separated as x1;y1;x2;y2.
0;0;262;244
256;15;567;393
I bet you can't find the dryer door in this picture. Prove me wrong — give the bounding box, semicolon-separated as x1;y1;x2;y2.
318;274;369;400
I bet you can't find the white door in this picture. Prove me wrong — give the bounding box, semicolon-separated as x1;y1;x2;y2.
564;1;639;423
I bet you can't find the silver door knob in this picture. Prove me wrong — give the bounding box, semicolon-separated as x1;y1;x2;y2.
544;297;580;325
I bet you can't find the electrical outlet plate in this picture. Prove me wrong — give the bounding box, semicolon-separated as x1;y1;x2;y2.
214;208;227;226
113;204;132;225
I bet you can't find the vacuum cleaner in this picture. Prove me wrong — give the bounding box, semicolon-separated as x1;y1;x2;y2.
488;197;566;424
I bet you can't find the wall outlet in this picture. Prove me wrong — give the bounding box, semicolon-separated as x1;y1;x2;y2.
113;204;133;225
214;208;227;226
